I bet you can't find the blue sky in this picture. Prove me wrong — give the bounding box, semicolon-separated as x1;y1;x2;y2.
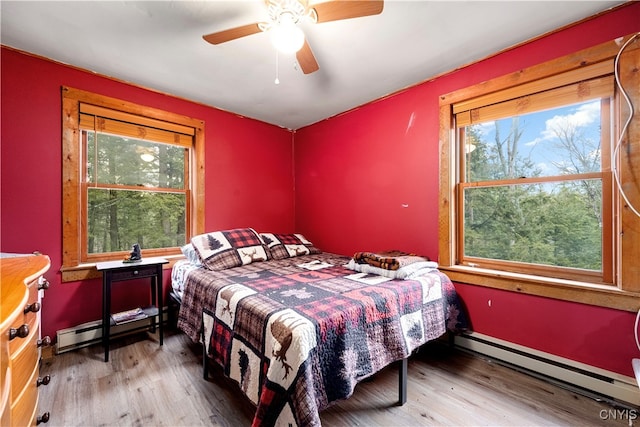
473;99;602;177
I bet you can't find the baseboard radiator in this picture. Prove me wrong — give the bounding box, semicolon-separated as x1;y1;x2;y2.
56;309;169;354
454;332;640;407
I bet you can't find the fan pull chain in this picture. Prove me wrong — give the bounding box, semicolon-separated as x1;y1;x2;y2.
274;50;280;85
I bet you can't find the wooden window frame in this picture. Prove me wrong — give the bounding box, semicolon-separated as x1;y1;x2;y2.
456;80;613;283
438;34;640;312
61;87;205;281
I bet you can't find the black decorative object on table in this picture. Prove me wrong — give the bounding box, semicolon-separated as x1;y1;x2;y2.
123;243;142;263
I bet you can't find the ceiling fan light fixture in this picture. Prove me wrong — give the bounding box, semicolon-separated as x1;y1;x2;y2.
202;0;384;75
269;13;305;54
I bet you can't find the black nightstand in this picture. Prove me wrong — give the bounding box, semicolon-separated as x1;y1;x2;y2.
96;257;168;362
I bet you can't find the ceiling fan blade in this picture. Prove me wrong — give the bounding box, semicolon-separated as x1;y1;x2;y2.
296;39;319;74
202;23;262;45
312;0;384;23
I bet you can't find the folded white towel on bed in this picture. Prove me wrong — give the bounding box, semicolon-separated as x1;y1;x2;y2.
346;258;439;279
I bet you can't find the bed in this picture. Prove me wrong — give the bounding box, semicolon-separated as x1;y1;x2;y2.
174;229;468;427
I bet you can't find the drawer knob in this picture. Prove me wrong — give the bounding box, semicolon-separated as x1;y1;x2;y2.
133;270;139;275
9;324;29;340
24;302;41;314
37;375;51;387
37;336;52;347
38;277;50;291
37;412;50;425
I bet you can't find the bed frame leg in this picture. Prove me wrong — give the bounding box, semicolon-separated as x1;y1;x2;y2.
398;357;407;405
203;343;210;380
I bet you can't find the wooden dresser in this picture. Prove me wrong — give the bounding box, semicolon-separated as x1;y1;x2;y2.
1;254;51;426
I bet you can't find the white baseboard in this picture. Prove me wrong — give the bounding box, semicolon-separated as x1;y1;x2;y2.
454;332;640;407
56;309;169;354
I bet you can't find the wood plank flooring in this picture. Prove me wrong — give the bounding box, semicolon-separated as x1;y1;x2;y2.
39;329;636;426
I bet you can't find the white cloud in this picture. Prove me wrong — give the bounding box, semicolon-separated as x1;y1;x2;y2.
536;161;550;172
542;100;600;140
524;136;543;147
475;121;494;137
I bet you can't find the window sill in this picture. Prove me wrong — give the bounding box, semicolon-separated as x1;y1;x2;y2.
440;265;640;312
60;254;185;283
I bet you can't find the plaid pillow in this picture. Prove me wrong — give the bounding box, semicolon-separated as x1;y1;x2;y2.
191;228;269;270
260;233;321;260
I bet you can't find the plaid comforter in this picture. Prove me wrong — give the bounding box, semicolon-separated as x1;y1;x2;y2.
177;253;468;427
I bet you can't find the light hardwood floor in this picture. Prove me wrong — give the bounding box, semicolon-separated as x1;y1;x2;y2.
39;329;636;426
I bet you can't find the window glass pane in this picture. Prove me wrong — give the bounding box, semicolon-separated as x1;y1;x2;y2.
464;180;602;271
86;132;185;189
464;100;602;182
87;188;186;253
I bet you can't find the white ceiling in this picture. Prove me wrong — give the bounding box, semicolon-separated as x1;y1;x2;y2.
0;1;624;130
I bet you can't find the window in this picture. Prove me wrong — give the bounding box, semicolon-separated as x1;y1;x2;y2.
439;35;640;311
62;87;205;281
457;77;613;284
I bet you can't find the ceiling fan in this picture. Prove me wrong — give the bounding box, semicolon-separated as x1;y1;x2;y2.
202;0;384;74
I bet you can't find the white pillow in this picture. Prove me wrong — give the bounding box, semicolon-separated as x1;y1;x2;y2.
180;243;202;267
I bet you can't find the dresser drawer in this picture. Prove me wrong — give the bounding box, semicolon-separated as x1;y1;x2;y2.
10;324;39;401
8;281;41;355
110;265;159;281
11;365;38;427
1;368;10;427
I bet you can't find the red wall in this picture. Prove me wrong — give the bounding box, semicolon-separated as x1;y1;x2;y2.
0;48;295;338
294;3;640;377
2;3;639;380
